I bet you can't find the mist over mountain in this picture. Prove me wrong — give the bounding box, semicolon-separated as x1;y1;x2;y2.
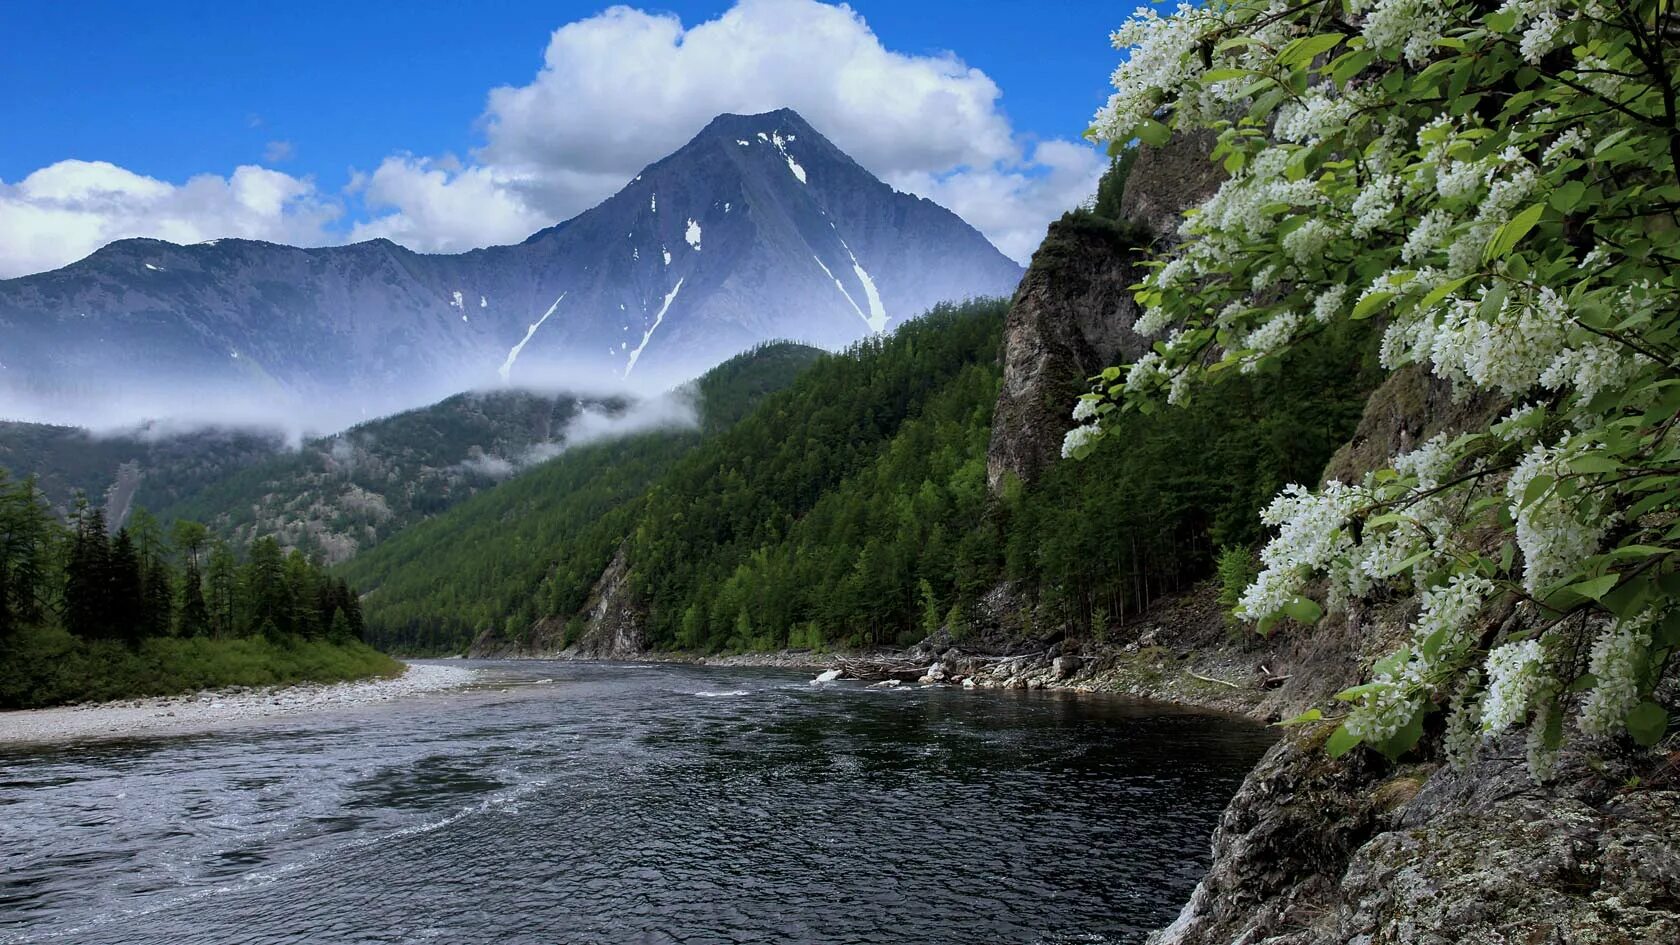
0;109;1023;431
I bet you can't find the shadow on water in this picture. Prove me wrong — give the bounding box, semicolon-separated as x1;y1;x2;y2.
0;660;1274;945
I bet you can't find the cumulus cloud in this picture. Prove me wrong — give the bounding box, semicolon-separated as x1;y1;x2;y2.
357;0;1101;263
0;160;338;278
0;0;1100;276
346;154;555;252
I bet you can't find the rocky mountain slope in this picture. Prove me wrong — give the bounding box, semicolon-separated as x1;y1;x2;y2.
0;109;1022;428
0;420;285;523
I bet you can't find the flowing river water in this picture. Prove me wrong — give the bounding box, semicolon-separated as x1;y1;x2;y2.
0;660;1274;944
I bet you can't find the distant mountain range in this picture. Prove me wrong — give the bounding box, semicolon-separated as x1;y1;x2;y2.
0;109;1023;428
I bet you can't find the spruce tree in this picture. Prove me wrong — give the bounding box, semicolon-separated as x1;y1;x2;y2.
177;558;211;638
108;529;144;645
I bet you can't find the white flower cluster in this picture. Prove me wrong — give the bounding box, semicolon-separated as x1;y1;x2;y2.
1312;284;1349;323
1283;219;1340;266
1444;670;1484;770
1071;397;1099;423
1357;0;1451;65
1350;175;1399;238
1239;311;1301;372
1060;423;1101;459
1236;481;1361;619
1275;87;1357;144
1494;402;1544;442
1402;209;1455;263
1497;0;1572;62
1132;305;1173;337
1482;639;1546;733
1093;4;1217;136
1578;612;1655;736
1344;574;1496;742
1505;439;1612;593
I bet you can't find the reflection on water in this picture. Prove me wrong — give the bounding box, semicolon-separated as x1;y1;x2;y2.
0;661;1274;945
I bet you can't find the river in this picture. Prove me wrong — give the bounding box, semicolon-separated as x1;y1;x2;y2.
0;660;1274;944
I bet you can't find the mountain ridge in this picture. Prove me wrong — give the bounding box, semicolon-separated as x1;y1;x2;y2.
0;109;1022;429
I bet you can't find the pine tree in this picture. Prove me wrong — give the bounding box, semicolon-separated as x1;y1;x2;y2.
177;558;211;638
64;497;111;639
206;540;240;638
108;529;144;645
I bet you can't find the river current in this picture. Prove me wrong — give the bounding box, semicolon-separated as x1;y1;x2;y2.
0;660;1273;944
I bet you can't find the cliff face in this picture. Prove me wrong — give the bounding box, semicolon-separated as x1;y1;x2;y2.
1145;371;1680;945
985;136;1224;493
987;138;1680;944
468;543;645;660
985;220;1151;492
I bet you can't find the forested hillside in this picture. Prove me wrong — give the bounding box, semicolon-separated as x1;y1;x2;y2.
351;293;1379;655
0;420;285;521
339;342;822;652
150;390;654;563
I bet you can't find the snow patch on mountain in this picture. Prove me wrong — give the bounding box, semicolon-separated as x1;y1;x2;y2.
499;292;566;383
625;279;684;378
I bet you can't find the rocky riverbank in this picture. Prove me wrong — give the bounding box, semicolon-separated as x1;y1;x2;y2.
0;662;481;745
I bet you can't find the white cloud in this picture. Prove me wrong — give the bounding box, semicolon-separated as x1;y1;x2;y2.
887;140;1106;263
0;0;1100;276
346;155;553;252
0;160;338;278
264;140;296;163
361;0;1100;263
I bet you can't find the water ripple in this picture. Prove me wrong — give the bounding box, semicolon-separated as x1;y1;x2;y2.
0;661;1273;945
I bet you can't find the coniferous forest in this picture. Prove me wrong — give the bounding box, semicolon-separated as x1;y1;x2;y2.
0;474;393;708
345;293;1381;654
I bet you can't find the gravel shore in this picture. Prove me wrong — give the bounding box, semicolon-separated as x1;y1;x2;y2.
0;663;481;746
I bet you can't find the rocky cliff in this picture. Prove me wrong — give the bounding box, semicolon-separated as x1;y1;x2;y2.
986;134;1224;493
980;141;1680;942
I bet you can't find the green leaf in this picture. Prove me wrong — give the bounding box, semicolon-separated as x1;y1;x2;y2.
1278;33;1344;68
1419;275;1475;309
1564;573;1619;601
1276;707;1324;727
1371;706;1426;760
1284;596;1324;625
1326;723;1362;758
1135;118;1171;147
1200;67;1250;83
1551;180;1586;212
1483;203;1546;262
1625;702;1670;747
1568;453;1621;475
1521;473;1554;510
1328;49;1375;84
1351;291;1394;320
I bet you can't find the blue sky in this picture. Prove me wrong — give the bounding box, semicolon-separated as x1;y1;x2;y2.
0;1;1135;276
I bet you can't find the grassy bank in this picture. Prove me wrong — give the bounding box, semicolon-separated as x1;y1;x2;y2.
0;625;403;709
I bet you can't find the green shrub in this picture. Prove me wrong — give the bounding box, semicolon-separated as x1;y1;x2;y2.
0;625;402;709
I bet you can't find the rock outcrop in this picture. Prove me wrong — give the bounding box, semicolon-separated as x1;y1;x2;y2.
468;542;646;660
562;543;647;660
982;128;1679;945
985;136;1224;493
985;218;1152;492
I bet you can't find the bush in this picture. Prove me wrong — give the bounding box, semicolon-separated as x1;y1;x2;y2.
1216;546;1259;627
0;625;402;709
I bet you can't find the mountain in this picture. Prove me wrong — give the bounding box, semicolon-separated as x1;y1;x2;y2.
149;342;820;563
0;109;1023;428
0;420;286;524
